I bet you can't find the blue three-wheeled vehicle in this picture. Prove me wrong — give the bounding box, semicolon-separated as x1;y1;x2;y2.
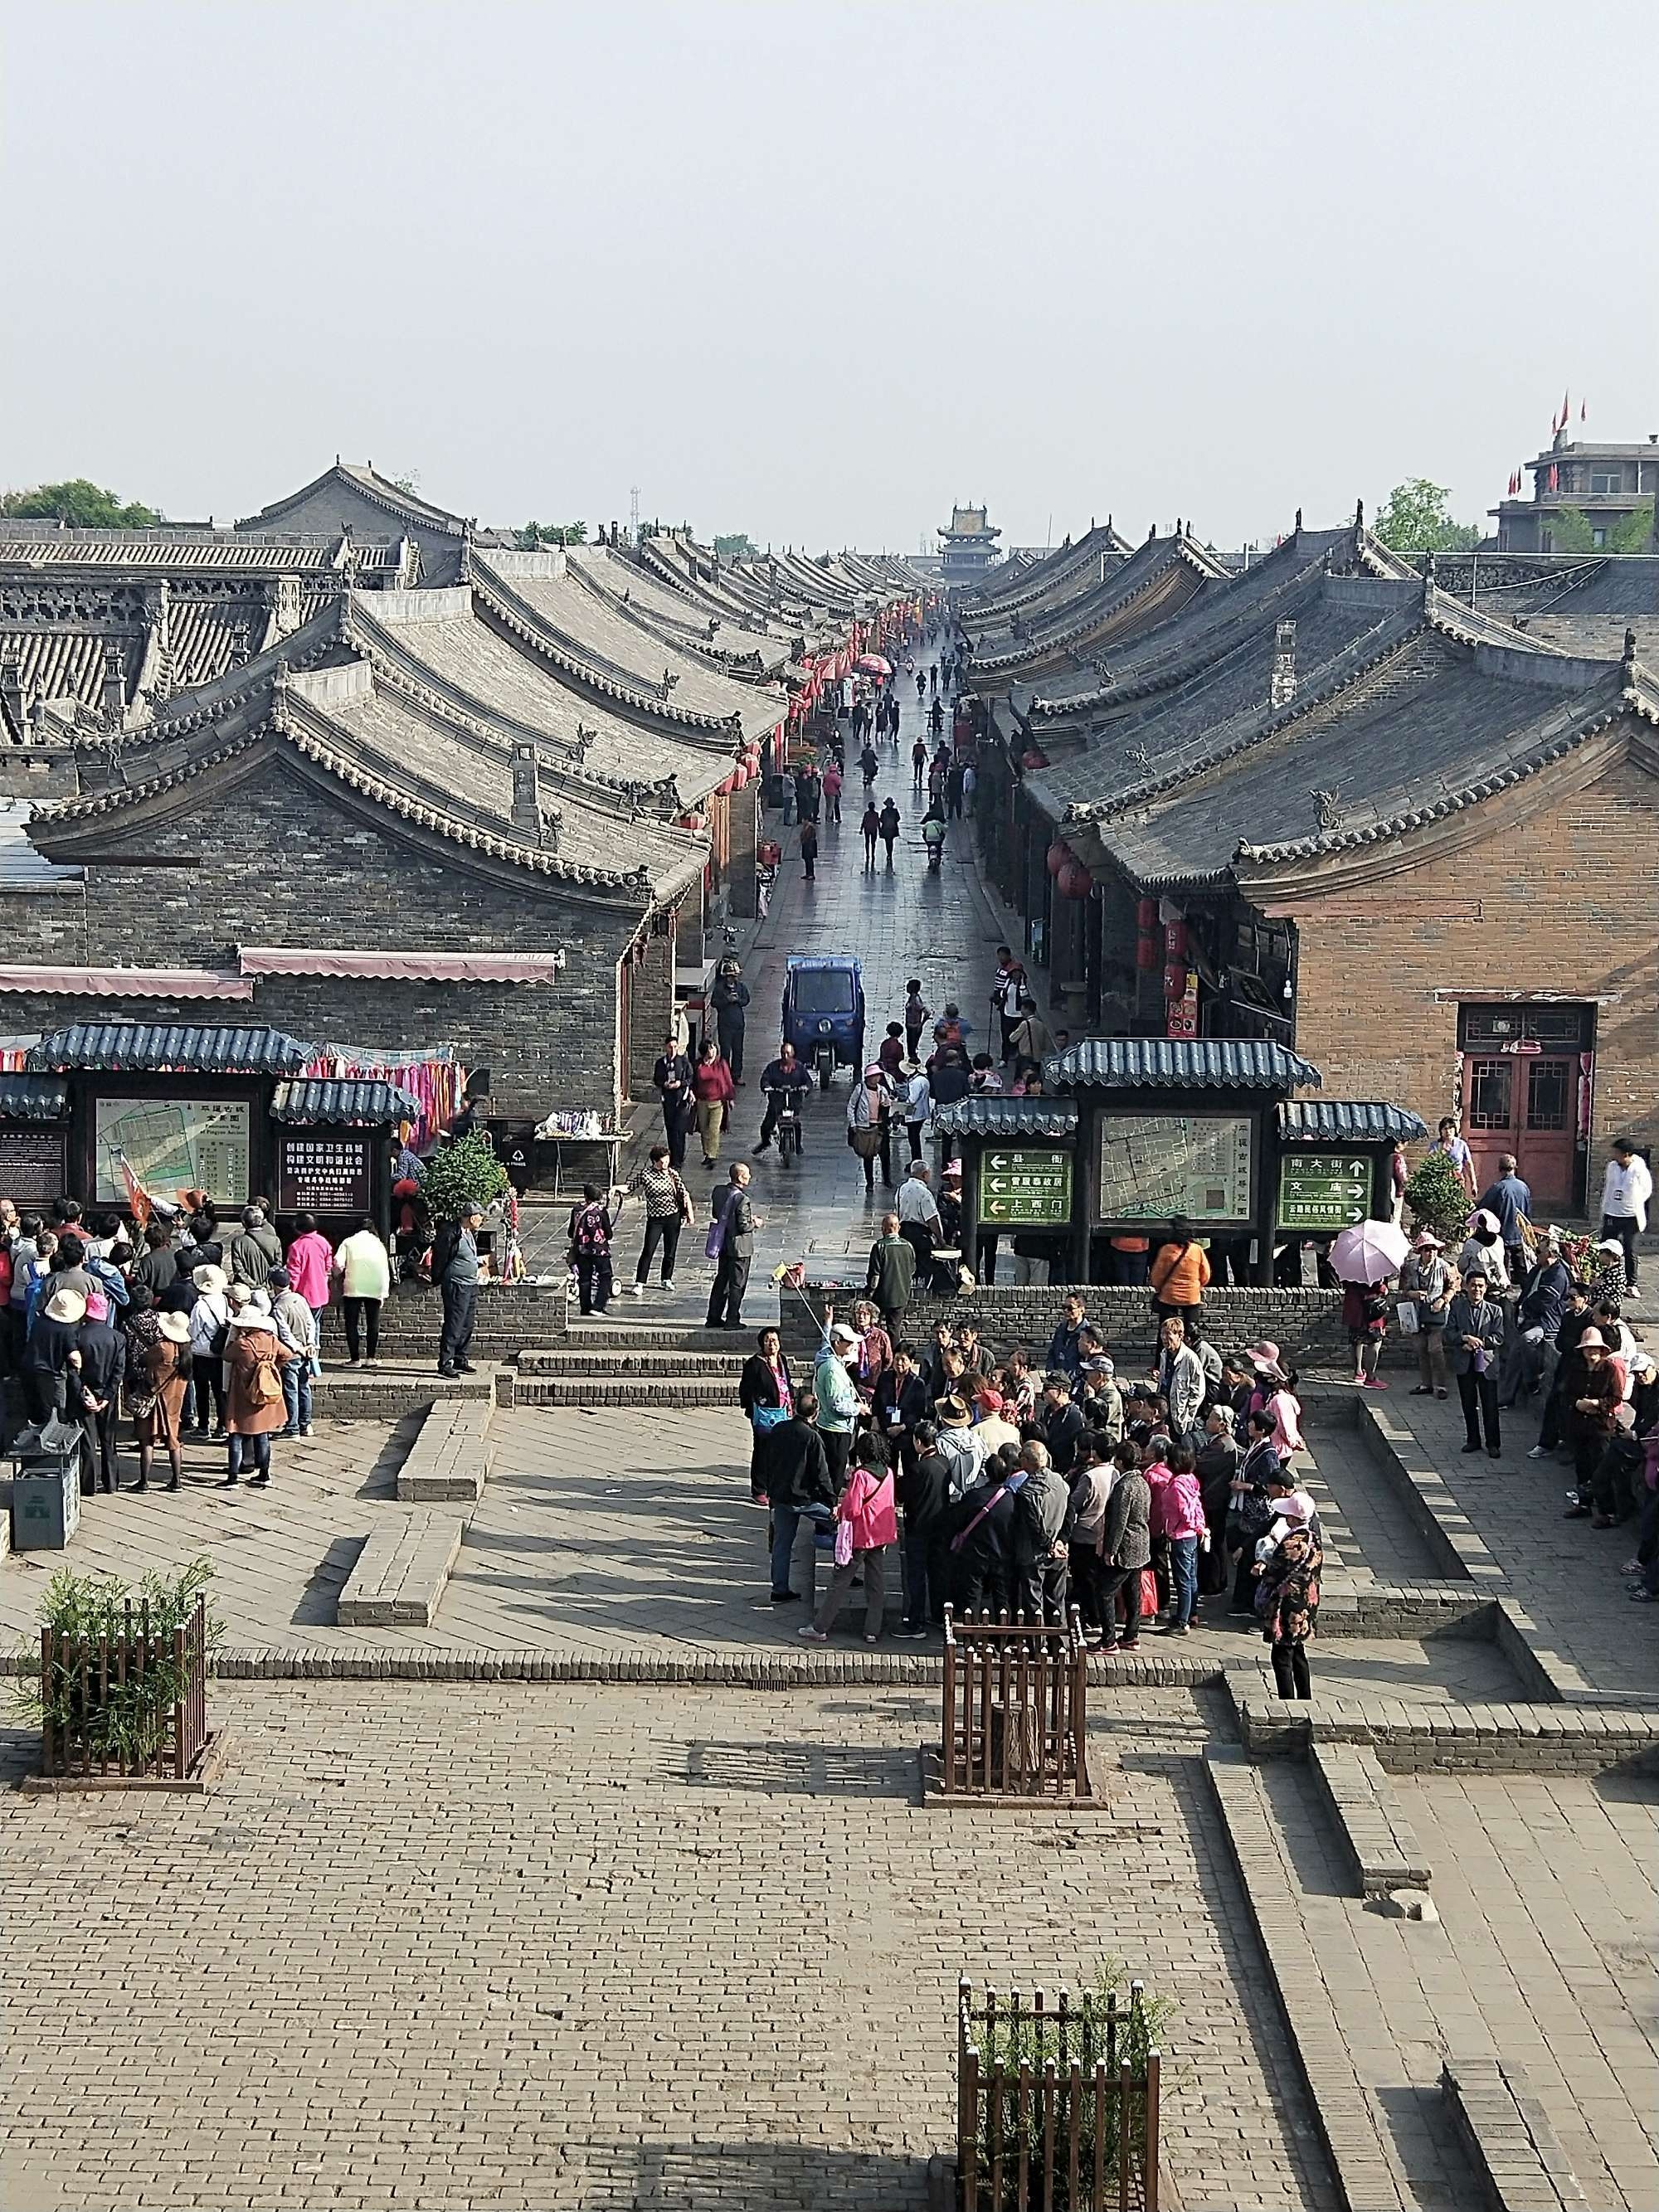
781;955;866;1090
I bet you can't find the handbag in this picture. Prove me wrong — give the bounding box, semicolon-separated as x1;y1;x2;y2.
704;1201;728;1262
834;1518;854;1568
1396;1299;1419;1335
751;1403;789;1433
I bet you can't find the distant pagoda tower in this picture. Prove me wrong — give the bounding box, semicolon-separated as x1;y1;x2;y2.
937;502;1001;582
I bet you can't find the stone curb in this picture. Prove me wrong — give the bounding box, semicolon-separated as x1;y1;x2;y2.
1204;1748;1413;2212
1309;1739;1431;1895
1441;2055;1588;2210
1228;1673;1659;1777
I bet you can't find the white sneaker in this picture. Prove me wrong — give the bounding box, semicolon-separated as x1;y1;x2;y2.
628;1282;646;1298
1527;1446;1549;1460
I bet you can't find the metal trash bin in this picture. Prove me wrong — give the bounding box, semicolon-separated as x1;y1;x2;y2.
9;1416;83;1551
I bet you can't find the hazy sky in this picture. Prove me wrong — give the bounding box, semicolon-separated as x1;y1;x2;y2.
4;1;1656;553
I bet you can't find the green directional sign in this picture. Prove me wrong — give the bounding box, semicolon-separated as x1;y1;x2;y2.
1277;1150;1373;1231
978;1146;1073;1227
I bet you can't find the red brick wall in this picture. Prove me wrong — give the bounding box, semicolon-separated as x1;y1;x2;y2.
1279;752;1659;1169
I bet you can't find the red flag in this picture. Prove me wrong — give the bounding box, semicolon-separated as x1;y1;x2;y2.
1560;386;1569;430
1580;399;1587;421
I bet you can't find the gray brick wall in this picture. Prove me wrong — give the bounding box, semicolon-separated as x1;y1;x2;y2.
1;757;645;1120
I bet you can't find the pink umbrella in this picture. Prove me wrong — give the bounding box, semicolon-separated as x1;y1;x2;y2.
1328;1218;1410;1284
855;652;893;678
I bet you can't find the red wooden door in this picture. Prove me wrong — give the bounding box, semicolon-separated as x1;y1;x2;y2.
1461;1051;1577;1212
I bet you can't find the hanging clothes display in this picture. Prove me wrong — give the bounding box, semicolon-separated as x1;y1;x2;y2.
301;1045;467;1150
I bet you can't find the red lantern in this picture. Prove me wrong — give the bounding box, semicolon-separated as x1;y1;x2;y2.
1164;920;1188;960
1136;935;1158;972
1058;860;1092;899
1136;897;1158;931
1165;962;1187;999
1022;748;1050;771
1046;839;1072;878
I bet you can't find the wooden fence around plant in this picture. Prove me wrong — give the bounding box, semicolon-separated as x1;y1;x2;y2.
39;1596;209;1780
957;1979;1160;2212
941;1607;1092;1801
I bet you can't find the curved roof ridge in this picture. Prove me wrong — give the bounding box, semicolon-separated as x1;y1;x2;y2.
236;462;470;538
469;562;744;737
1234;669;1632;870
973;532;1214;673
1051;603;1431;825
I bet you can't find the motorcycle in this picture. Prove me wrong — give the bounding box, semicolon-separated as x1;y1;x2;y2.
927;841;943;875
766;1088;805;1166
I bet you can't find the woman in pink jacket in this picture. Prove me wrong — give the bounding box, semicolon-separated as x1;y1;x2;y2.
800;1426;898;1645
1158;1441;1208;1636
284;1213;334;1345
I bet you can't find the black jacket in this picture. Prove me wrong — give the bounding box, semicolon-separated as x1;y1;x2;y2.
22;1315;80;1377
739;1352;793;1417
898;1448;952;1534
1044;1399;1085;1475
71;1321;125;1409
654;1053;694;1111
872;1369;929;1442
761;1417;834;1512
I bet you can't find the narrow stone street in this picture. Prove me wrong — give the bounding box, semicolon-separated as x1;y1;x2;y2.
594;657;1014;1325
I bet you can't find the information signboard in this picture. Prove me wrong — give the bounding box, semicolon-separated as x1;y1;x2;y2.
976;1146;1073;1227
1277;1151;1373;1230
94;1096;251;1207
1097;1114;1253;1224
276;1133;374;1218
0;1127;68;1208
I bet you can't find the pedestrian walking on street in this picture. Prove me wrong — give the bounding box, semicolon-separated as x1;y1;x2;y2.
1447;1268;1506;1456
1598;1135;1652;1292
761;1389;832;1602
632;1145;693;1293
268;1269;318;1437
739;1325;795;1504
123;1297;191;1493
220;1288;292;1489
799;813;818;882
860;800;881;869
878;796;901;868
653;1033;695;1169
710;960;751;1085
284;1213;333;1349
332;1215;390;1368
811;1320;862;1489
866;1211;916;1334
567;1182;624;1315
821;758;843;824
1401;1231;1452;1398
692;1039;736;1167
704;1163;759;1330
902;979;930;1062
911;737;927;791
800;1426;898;1644
435;1201;484;1376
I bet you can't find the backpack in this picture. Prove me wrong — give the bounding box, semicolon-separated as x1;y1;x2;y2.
246;1346;285;1410
572;1203;610;1260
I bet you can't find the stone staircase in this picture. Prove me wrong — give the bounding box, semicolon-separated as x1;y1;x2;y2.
513;1324;747;1408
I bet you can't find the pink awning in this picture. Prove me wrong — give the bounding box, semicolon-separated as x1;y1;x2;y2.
239;948;564;984
0;967;252;1000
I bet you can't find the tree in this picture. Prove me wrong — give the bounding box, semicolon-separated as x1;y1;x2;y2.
1545;503;1654;556
1371;479;1481;553
714;532;758;561
514;520;587;548
1402;1151;1471;1244
1;478;161;527
419;1131;508;1223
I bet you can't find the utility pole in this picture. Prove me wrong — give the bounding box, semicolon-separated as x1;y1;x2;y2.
629;486;641;545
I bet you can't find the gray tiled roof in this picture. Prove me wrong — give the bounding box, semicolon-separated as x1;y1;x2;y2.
930;1096;1080;1138
271;1078;419;1125
27;1023;314;1074
1278;1100;1428;1143
1103;639;1633;885
1044;1038;1321;1091
0;1075;68;1120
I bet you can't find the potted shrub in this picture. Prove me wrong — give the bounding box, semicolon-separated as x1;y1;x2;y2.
13;1557;222;1781
421;1130;508;1223
1402;1151;1472;1246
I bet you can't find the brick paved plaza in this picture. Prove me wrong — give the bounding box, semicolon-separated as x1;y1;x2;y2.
1;673;1657;2211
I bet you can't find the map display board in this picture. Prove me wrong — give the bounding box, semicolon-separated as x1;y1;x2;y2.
1277;1151;1373;1231
94;1096;251;1208
976;1146;1073;1227
276;1134;373;1218
1096;1114;1253;1224
0;1127;68;1208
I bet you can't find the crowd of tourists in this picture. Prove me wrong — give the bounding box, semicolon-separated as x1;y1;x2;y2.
740;1293;1320;1695
0;1194;416;1495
